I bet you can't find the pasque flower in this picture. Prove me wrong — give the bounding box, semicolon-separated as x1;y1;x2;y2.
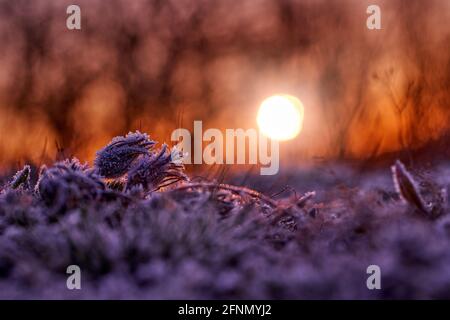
126;144;188;191
94;131;156;179
36;158;104;211
9;165;31;190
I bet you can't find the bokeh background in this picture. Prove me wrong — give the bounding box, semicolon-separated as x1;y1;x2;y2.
0;0;449;171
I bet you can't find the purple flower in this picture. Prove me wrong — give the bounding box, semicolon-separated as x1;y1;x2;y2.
36;158;104;211
94;131;156;179
9;165;31;190
126;144;188;192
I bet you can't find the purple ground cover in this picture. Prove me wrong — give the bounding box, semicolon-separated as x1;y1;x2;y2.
1;132;449;299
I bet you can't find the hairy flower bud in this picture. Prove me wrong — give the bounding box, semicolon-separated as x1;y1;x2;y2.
94;131;156;179
126;144;188;192
9;165;31;190
391;160;429;215
37;158;104;212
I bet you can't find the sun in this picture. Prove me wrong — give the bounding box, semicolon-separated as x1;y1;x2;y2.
257;94;304;141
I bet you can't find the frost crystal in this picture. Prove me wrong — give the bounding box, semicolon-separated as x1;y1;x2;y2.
391;160;429;215
126;144;188;191
9;165;31;190
94;131;156;179
37;158;105;211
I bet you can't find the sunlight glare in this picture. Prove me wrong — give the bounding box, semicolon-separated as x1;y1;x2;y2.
257;94;304;141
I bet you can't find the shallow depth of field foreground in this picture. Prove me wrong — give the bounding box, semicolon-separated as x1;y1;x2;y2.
1;0;450;300
0;131;450;299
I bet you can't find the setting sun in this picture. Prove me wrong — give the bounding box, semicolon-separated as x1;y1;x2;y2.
257;94;304;141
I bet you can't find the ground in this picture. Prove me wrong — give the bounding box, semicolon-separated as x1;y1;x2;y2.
0;160;450;299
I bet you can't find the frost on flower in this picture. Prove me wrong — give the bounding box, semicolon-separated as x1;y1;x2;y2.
94;131;156;179
126;144;188;192
36;158;105;211
391;160;429;215
170;144;188;165
9;165;31;190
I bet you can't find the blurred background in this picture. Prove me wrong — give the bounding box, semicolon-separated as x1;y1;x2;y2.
0;0;449;172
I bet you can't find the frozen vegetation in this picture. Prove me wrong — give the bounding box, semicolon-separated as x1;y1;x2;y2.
0;132;449;299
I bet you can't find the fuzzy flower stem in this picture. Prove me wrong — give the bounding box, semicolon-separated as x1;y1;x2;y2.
172;183;278;207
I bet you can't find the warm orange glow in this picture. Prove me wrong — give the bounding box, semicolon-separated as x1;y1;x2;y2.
257;95;304;141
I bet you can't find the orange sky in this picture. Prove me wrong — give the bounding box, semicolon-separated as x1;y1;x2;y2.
0;0;449;170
